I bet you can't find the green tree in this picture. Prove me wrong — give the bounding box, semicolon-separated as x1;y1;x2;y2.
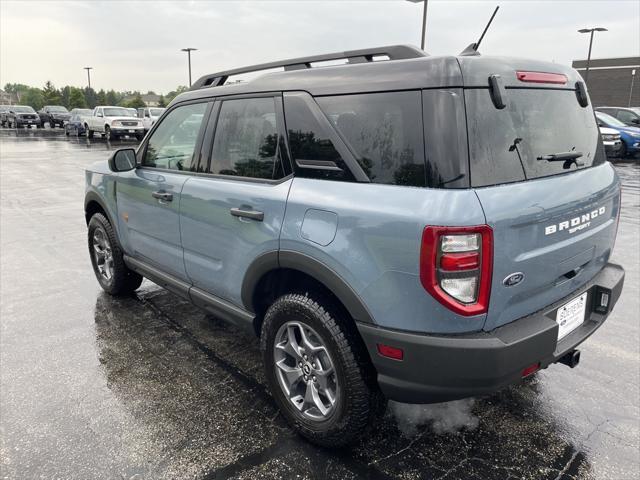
123;93;146;109
106;89;118;105
164;85;188;103
97;89;107;105
3;83;30;96
84;87;98;108
42;81;61;105
60;86;71;109
68;87;87;109
21;88;45;110
157;95;166;107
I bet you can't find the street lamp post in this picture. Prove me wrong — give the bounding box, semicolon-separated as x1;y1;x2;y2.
406;0;429;50
578;27;607;84
83;67;93;89
181;48;197;87
629;69;637;107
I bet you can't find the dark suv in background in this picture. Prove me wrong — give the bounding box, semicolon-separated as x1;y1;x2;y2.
4;106;40;128
38;105;71;128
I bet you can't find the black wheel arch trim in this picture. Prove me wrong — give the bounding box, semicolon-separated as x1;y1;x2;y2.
241;249;376;325
84;191;119;237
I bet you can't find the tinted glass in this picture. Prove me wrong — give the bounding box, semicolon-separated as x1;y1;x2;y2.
317;92;426;187
465;88;605;187
48;106;68;112
422;89;469;188
13;106;35;113
596;111;625;127
142;102;207;171
617;110;638;124
209;97;284;180
284;93;353;182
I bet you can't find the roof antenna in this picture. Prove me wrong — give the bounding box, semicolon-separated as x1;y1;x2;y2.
460;6;500;56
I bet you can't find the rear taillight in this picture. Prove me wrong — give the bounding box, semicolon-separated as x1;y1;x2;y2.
419;225;493;316
516;71;568;85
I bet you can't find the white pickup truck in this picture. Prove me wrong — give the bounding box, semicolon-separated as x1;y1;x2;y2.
137;107;166;132
84;106;145;141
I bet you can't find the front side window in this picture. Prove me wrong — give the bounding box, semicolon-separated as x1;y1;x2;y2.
209;97;284;180
317;91;426;187
142;102;207;171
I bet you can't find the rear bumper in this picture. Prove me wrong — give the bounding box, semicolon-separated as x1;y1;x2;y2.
358;262;625;403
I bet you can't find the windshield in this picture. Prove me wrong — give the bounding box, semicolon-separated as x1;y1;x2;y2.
73;109;92;115
150;108;165;116
596;111;626;127
48;106;68;112
12;106;35;113
103;108;131;117
465;88;605;187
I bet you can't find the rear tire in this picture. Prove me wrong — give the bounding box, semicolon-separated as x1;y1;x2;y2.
88;213;143;295
261;292;385;447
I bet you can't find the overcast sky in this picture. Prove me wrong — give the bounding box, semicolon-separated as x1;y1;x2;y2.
1;0;638;94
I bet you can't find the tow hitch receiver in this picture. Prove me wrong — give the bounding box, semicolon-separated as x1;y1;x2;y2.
558;349;581;368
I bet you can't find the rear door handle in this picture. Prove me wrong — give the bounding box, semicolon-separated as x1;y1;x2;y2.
152;191;173;202
230;207;264;221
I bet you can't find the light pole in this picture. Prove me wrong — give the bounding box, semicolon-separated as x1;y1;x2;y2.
578;27;607;84
84;67;93;89
181;48;197;87
629;69;637;107
406;0;428;50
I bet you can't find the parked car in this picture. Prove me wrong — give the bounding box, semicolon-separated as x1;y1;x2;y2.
0;105;9;127
38;105;71;128
137;107;166;131
5;105;40;128
595;110;640;158
84;106;145;141
596;106;640;127
84;45;625;447
64;108;93;136
599;126;622;157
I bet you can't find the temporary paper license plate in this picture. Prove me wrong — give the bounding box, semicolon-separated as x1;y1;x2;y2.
556;292;587;340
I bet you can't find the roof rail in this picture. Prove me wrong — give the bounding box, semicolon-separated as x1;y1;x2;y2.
191;45;426;90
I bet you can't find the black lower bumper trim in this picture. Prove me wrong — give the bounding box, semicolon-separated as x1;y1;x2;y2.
357;263;625;403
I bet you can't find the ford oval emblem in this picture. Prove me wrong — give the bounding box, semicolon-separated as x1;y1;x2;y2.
503;272;525;287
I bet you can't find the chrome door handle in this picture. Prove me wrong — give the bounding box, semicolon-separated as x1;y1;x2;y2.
230;207;264;221
152;191;173;202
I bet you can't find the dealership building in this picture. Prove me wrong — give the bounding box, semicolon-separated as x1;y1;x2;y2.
572;57;639;107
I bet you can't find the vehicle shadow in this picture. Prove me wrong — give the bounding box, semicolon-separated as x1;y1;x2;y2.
93;288;593;480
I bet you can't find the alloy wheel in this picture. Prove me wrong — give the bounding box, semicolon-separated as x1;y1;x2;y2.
273;321;339;421
92;226;114;282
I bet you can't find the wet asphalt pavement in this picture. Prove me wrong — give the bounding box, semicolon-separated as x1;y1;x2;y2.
0;129;638;480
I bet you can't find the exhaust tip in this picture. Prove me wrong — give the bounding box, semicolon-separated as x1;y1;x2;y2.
559;349;581;369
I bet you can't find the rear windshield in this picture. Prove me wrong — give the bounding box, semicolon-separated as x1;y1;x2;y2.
465;88;605;187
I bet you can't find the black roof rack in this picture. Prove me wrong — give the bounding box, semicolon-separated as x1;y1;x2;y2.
191;45;426;90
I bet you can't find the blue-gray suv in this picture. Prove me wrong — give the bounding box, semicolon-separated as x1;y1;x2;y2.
85;45;625;447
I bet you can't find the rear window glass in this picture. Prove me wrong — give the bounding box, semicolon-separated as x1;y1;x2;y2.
317;92;426;187
466;88;605;187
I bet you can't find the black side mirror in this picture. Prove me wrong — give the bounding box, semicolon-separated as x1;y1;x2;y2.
108;148;137;172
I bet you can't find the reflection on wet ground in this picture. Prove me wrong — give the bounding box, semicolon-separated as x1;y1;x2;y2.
1;133;638;479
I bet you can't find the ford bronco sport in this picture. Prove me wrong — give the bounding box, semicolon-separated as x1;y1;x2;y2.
85;45;625;447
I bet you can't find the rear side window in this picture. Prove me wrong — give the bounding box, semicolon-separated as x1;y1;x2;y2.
466;88;606;187
317;91;426;187
283;93;354;182
142;102;207;171
209;97;284;180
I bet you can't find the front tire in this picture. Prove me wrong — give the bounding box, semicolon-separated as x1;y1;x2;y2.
619;142;627;158
88;213;143;295
261;293;384;447
86;125;94;138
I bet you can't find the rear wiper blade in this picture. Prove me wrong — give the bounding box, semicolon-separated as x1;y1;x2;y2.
537;151;584;169
536;151;583;162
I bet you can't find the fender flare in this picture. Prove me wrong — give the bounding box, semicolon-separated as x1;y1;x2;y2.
241;250;376;325
84;191;119;234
